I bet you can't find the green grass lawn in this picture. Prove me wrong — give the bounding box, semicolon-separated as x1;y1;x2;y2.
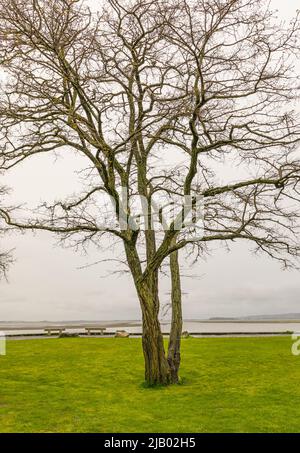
0;336;299;432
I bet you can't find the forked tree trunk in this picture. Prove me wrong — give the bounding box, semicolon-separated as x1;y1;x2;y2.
167;248;182;384
125;243;171;385
126;245;182;385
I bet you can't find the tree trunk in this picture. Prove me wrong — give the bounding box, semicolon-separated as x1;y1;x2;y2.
124;243;171;385
167;247;182;384
141;300;171;386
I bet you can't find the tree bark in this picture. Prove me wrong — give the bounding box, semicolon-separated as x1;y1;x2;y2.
167;247;182;384
141;297;171;386
125;242;171;385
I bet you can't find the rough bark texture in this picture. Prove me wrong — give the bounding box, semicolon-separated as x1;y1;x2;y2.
141;299;171;386
125;242;171;385
167;248;182;384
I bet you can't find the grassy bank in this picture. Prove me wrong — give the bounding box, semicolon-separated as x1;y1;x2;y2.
0;336;299;432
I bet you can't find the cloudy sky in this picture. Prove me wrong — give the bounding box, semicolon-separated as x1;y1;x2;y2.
0;0;299;321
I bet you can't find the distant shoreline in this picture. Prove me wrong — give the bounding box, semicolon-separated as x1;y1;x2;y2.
2;319;300;330
1;319;300;337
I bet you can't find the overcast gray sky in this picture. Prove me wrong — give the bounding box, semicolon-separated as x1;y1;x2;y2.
0;0;299;321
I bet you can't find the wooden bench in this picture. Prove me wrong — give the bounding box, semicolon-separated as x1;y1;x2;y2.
85;327;106;336
44;327;66;336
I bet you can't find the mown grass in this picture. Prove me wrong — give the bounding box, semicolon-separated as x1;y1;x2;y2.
0;336;299;432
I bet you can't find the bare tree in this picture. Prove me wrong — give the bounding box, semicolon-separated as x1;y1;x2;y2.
0;0;300;385
0;249;11;279
0;186;12;279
